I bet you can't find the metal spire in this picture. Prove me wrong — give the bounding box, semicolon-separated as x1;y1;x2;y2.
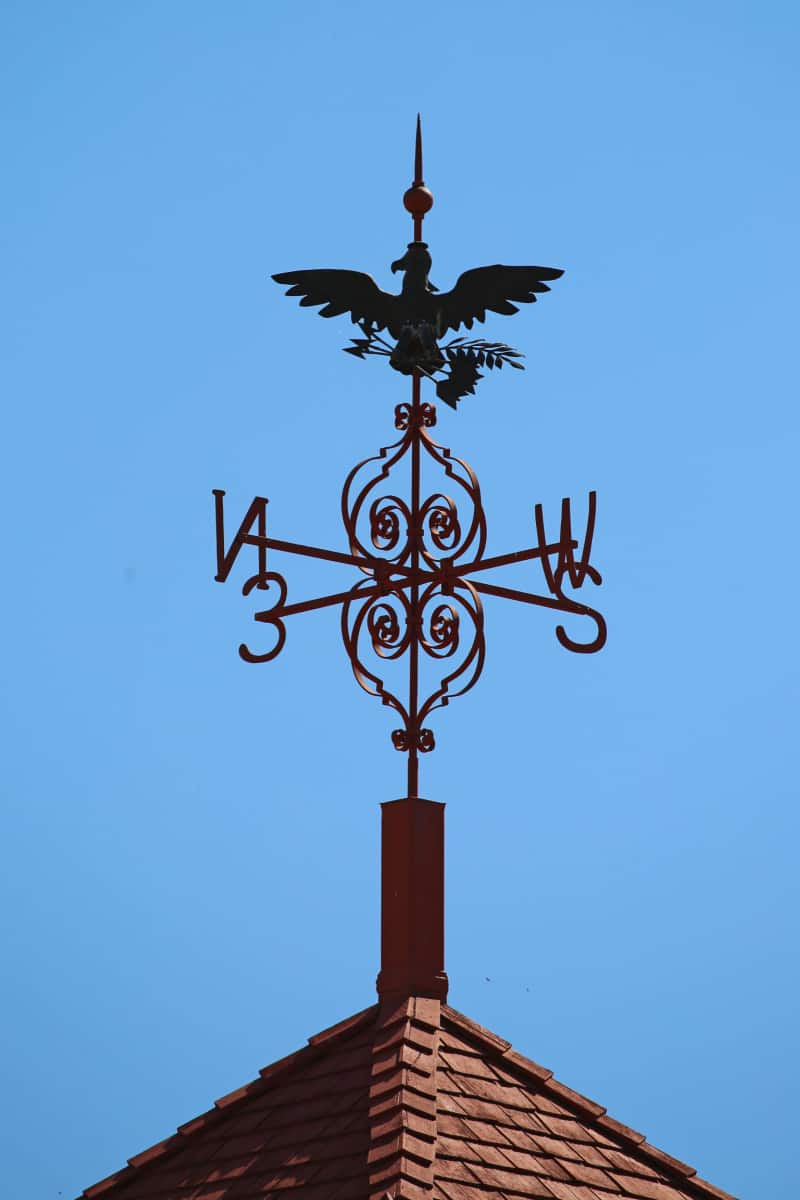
403;114;434;242
213;120;605;995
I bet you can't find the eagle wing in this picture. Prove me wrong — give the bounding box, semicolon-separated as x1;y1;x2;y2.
272;269;398;333
434;265;564;334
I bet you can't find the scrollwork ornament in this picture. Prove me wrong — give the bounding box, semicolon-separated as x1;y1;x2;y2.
341;427;414;566
341;582;412;736
421;493;462;554
423;603;460;659
394;401;437;430
416;580;486;732
217;380;604;795
392;727;436;752
394;403;412;431
367;599;409;660
369;495;409;554
417;431;486;566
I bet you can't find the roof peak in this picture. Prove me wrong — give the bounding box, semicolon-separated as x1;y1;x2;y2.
81;998;736;1200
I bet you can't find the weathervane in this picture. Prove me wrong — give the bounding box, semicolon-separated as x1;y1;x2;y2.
213;117;605;799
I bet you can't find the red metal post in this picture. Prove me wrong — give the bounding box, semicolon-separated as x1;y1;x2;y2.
404;116;431;799
408;371;421;799
376;795;448;1002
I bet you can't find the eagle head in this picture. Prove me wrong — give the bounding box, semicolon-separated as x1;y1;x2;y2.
390;242;437;292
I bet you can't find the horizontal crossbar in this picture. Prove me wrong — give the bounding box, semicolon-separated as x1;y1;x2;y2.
264;536;570;581
252;572;589;624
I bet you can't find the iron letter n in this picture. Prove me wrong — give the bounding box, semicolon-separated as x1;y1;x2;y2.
213;489;270;588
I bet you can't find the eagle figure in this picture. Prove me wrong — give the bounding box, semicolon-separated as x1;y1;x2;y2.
272;242;563;409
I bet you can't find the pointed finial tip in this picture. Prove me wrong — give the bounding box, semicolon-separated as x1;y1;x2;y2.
404;114;433;230
413;114;424;185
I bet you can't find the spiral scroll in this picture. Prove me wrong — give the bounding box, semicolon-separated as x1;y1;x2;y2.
342;402;486;574
341;573;485;755
336;399;492;757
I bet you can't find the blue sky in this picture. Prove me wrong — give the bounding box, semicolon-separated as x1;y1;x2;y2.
1;3;798;1197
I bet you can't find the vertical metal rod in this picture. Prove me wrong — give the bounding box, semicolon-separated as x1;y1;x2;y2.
408;370;421;798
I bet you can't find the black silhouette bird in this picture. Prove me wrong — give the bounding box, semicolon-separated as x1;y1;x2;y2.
273;242;562;377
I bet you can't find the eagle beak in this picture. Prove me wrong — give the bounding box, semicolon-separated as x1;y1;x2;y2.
391;254;407;274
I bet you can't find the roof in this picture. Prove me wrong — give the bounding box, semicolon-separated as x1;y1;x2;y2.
81;998;736;1200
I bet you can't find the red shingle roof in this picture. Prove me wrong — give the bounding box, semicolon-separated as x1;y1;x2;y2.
81;999;736;1200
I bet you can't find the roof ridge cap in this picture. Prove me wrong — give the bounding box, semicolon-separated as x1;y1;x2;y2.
307;1002;377;1046
441;1003;511;1051
369;998;441;1200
